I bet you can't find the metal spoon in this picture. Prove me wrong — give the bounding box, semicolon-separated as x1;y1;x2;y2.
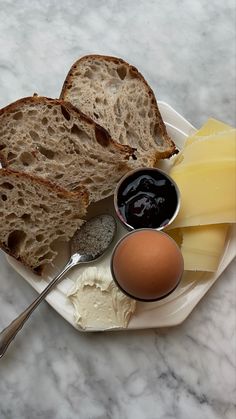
0;214;116;358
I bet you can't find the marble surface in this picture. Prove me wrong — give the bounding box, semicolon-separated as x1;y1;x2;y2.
0;1;235;418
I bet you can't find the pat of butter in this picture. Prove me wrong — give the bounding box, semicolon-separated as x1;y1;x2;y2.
168;224;229;272
67;267;136;330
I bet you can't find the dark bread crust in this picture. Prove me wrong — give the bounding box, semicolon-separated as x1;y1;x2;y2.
0;240;44;275
0;240;39;274
60;54;178;160
0;95;135;163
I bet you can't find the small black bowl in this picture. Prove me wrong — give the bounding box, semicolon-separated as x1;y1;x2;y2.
114;167;180;231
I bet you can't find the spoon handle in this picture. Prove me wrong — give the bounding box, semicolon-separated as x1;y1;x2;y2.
0;254;81;358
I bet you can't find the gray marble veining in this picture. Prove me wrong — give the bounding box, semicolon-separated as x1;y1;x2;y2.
0;1;235;418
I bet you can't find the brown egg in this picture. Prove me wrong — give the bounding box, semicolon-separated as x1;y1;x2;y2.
111;229;184;301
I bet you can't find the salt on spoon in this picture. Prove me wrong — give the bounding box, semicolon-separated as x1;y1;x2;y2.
0;214;116;358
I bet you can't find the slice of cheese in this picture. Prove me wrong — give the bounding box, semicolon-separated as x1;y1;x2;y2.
169;117;236;229
168;224;229;272
167;118;234;272
173;130;236;168
186;118;234;146
169;161;236;228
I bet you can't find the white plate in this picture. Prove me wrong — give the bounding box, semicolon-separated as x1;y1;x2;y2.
6;102;236;331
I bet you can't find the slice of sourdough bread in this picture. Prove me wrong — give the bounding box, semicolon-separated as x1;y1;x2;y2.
0;168;88;273
0;96;135;203
60;55;178;167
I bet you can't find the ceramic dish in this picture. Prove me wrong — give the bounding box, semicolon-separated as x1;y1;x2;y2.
5;101;236;331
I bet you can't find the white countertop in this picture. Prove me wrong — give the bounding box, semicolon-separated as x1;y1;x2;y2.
0;1;235;418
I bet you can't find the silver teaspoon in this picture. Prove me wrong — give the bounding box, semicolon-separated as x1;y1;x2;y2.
0;214;116;358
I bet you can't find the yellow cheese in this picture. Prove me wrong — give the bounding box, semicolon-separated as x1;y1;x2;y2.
167;118;234;272
169;117;236;229
173;130;236;168
186;118;234;146
169;161;236;228
168;224;229;272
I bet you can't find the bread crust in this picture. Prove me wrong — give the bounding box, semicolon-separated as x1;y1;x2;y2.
0;240;44;275
0;239;39;273
0;167;89;204
60;54;178;159
0;95;135;161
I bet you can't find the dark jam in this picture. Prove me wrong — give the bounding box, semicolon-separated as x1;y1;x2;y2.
117;170;179;229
